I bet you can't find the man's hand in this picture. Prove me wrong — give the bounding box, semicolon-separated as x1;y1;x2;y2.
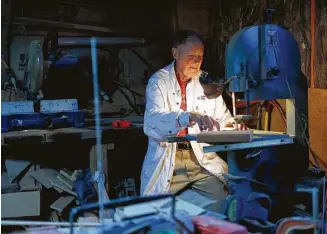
225;122;248;130
189;112;220;131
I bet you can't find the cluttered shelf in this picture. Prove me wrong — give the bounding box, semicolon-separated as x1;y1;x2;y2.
1;117;144;146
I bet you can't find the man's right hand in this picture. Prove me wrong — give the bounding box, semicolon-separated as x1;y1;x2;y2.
189;112;220;131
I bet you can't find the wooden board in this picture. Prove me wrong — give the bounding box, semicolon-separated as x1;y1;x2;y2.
50;196;75;213
1;190;40;218
196;130;253;143
5;159;31;182
309;88;327;170
1;128;95;146
90;144;109;192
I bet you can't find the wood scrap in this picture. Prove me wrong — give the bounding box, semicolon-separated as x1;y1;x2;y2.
196;130;253;143
49;211;60;222
51;181;77;196
1;172;19;194
19;164;37;191
5;159;31;182
53;186;64;193
77;216;99;224
30;170;53;189
30;168;77;196
50;196;75;213
57;174;74;190
59;168;78;181
1;190;40;218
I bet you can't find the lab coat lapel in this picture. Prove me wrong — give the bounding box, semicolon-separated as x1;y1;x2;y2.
168;62;181;112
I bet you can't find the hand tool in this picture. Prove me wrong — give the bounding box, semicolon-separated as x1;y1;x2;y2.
112;120;132;128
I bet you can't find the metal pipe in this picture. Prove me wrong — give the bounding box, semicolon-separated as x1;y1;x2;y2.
1;220;101;227
312;188;319;227
296;186;319;234
310;0;316;88
58;37;145;46
91;37;105;228
15;17;136;35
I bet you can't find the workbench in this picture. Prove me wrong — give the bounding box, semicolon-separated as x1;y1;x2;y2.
1;119;147;197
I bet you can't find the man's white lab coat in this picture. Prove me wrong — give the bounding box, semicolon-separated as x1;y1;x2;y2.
141;61;235;195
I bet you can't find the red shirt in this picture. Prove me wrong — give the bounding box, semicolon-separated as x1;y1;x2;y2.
177;78;189;137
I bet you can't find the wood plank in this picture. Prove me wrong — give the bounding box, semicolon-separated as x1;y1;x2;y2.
1;190;40;218
89;144;113;218
57;174;74;190
1;128;95;145
30;170;53;189
196;130;253;143
49;210;60;222
1;172;19;194
5;159;31;182
46;128;95;142
90;144;109;192
1;129;47;143
19;164;37;191
50;196;75;213
309;88;327;171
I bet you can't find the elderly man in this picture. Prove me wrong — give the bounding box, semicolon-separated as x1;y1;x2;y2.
141;30;245;212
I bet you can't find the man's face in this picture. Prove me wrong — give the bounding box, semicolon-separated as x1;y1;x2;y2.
172;36;204;79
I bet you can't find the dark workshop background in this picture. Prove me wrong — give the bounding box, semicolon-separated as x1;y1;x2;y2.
2;0;327;198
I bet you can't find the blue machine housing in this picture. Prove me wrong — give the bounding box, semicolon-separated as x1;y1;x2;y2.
225;24;301;101
220;24;309;228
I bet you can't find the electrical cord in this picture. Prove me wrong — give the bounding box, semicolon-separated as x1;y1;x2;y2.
270;29;322;167
113;80;145;97
235;100;287;127
284;76;323;169
117;87;143;116
269;100;287;126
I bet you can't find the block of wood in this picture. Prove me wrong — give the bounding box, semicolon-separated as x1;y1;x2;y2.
196;130;253;143
5;159;31;182
1;190;40;218
59;168;78;181
50;196;75;213
1;172;19;194
57;174;74;190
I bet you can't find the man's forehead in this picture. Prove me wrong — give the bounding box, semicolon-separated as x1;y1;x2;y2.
177;37;204;52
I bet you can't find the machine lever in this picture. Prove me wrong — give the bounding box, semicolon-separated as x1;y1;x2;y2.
246;149;262;159
223;173;268;188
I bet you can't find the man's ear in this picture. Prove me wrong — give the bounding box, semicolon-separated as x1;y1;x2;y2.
172;47;178;60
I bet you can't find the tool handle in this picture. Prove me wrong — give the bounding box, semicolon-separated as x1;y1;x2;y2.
112;120;132;128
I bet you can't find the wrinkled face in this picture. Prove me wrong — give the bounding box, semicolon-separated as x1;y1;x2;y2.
172;36;204;80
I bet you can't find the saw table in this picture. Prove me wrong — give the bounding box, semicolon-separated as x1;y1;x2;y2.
202;130;294;153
